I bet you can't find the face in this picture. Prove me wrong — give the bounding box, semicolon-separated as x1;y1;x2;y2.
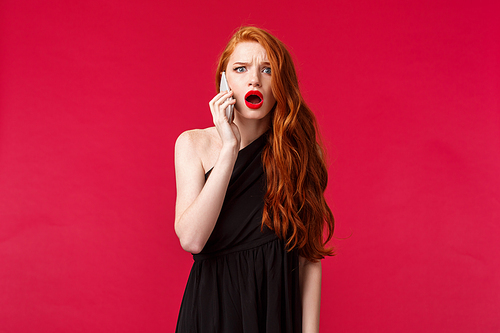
225;42;276;121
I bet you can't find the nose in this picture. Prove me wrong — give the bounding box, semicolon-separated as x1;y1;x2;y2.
248;69;261;87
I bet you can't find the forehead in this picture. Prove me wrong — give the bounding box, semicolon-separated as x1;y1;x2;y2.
229;41;268;62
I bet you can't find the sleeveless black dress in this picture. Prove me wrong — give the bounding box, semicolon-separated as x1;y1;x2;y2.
176;132;302;333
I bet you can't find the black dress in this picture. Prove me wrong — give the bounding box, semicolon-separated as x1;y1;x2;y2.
176;132;302;333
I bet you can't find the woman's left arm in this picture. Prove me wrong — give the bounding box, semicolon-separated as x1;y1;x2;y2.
299;256;322;333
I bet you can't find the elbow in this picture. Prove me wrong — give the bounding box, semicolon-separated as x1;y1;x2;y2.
181;241;203;254
175;222;205;254
178;234;204;254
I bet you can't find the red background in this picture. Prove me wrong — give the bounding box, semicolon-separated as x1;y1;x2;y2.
1;0;499;332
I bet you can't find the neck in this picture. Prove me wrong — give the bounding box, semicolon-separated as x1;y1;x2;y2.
234;113;271;149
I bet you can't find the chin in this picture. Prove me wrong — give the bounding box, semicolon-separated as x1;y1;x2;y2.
235;109;272;121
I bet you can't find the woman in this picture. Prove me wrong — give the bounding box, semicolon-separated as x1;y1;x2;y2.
174;26;334;333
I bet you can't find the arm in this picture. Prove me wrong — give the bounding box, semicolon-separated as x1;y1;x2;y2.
174;91;238;254
174;132;236;253
299;256;322;333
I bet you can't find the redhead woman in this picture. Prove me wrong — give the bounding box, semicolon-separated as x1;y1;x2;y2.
174;26;334;333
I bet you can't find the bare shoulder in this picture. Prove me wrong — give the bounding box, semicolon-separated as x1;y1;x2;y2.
175;127;221;173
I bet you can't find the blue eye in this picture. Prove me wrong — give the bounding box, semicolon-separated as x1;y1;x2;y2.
234;67;246;73
262;67;271;74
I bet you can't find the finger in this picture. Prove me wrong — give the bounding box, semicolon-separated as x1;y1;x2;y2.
209;92;235;125
213;92;234;108
209;92;228;115
216;101;235;122
211;90;229;101
211;95;234;120
208;91;229;109
212;99;232;120
210;90;232;104
219;97;236;110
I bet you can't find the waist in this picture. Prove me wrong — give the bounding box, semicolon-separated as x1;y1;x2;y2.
193;234;280;261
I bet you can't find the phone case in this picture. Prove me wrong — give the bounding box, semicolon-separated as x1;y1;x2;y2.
220;72;234;123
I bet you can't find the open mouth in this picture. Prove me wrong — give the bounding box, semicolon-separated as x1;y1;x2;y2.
244;90;264;109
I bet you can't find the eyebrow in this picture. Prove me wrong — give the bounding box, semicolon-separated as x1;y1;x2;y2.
232;61;271;66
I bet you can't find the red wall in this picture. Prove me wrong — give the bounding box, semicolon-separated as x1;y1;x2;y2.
1;1;498;332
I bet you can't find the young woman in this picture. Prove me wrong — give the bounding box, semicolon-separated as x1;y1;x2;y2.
174;26;334;333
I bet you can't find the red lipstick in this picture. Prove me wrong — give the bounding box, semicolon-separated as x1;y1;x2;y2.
244;90;264;109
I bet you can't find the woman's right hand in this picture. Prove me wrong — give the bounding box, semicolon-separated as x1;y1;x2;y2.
209;91;240;151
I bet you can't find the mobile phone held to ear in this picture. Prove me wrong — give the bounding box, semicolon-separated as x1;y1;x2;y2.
220;72;234;123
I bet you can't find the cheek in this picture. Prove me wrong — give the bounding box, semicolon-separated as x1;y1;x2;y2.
232;92;245;111
232;89;244;104
266;89;276;104
228;81;244;100
225;75;240;95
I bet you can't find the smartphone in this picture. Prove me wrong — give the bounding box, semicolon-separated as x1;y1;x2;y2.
220;72;234;123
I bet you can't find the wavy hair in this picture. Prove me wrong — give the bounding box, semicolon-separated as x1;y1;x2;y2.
215;26;334;261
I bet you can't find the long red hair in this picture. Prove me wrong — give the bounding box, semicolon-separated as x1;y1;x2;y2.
216;26;334;261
